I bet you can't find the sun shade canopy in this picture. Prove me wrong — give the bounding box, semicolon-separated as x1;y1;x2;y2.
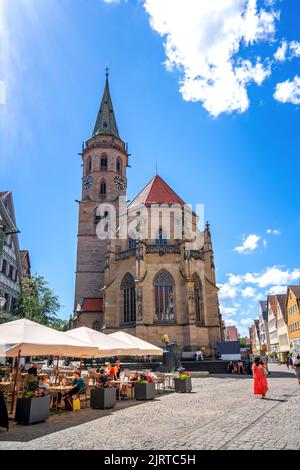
66;327;141;357
109;331;163;356
0;319;99;358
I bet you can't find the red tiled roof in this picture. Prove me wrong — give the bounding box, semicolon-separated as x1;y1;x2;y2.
128;175;185;208
288;285;300;299
81;298;103;312
268;295;278;317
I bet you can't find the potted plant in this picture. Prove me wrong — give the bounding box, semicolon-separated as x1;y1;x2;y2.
15;390;50;425
134;373;156;400
174;370;192;393
90;372;116;409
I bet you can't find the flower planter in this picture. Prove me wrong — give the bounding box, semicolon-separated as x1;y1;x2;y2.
174;377;192;393
134;382;156;400
15;396;50;424
90;387;116;409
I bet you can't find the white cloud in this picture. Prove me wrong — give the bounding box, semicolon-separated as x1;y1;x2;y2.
290;41;300;58
224;319;238;327
235;234;261;254
228;274;243;286
244;266;300;288
218;283;238;302
240;318;254;326
266;228;280;235
274;40;288;61
267;285;287;295
242;286;256;298
274;76;300;105
144;0;278;116
220;305;238;317
274;40;300;62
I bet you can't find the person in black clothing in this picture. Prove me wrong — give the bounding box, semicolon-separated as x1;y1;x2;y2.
227;361;235;374
28;364;38;376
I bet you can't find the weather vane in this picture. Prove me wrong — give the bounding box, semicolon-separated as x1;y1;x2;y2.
105;67;110;78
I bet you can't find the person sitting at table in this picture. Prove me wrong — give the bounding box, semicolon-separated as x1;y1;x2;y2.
105;362;116;379
64;372;85;400
28;363;38;377
26;364;39;391
115;358;121;379
38;376;50;395
129;371;139;384
96;368;110;387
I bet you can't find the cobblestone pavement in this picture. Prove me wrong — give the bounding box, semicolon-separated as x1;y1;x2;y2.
0;365;299;450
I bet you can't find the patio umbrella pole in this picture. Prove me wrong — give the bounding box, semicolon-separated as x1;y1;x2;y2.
10;349;21;415
80;358;82;373
55;356;59;384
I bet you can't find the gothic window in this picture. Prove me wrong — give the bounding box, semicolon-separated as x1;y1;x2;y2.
100;180;107;196
92;321;101;331
86;156;92;175
101;154;108;170
154;270;175;322
1;259;7;275
121;273;136;324
116;157;122;175
193;273;204;323
155;229;167;245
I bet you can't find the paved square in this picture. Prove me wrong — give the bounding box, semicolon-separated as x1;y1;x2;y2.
0;365;299;450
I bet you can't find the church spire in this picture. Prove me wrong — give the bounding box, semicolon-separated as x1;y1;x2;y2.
93;70;120;139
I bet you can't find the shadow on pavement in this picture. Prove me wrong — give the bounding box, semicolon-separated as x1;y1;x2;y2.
0;392;174;443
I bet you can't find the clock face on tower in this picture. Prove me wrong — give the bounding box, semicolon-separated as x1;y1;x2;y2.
83;175;93;190
114;175;126;190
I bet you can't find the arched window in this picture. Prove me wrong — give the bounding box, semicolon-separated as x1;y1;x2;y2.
154;270;175;322
92;321;101;331
116;157;122;175
86;156;92;175
155;229;167;245
121;273;136;324
100;154;108;170
193;273;204;323
100;180;107;196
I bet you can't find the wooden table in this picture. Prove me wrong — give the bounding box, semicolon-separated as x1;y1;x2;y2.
0;381;11;387
110;380;135;400
49;385;73;410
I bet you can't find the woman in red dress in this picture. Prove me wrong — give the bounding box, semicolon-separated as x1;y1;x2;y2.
252;357;268;398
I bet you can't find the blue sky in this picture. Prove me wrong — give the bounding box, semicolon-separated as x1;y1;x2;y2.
0;0;300;335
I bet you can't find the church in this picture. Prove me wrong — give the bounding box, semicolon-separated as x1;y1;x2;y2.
72;73;224;354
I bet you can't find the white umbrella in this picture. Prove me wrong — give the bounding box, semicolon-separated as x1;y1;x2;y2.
0;319;99;357
0;318;99;414
66;327;141;357
109;331;163;356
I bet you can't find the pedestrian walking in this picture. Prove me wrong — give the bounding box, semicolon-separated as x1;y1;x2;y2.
286;358;290;369
293;355;300;386
289;356;293;368
252;357;268;399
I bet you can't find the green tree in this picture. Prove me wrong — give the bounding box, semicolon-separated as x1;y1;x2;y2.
17;274;63;327
240;337;247;348
51;319;70;332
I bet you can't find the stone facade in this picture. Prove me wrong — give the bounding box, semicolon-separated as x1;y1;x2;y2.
72;76;224;352
0;191;23;323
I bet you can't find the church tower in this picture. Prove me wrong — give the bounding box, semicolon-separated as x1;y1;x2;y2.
72;72;128;329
